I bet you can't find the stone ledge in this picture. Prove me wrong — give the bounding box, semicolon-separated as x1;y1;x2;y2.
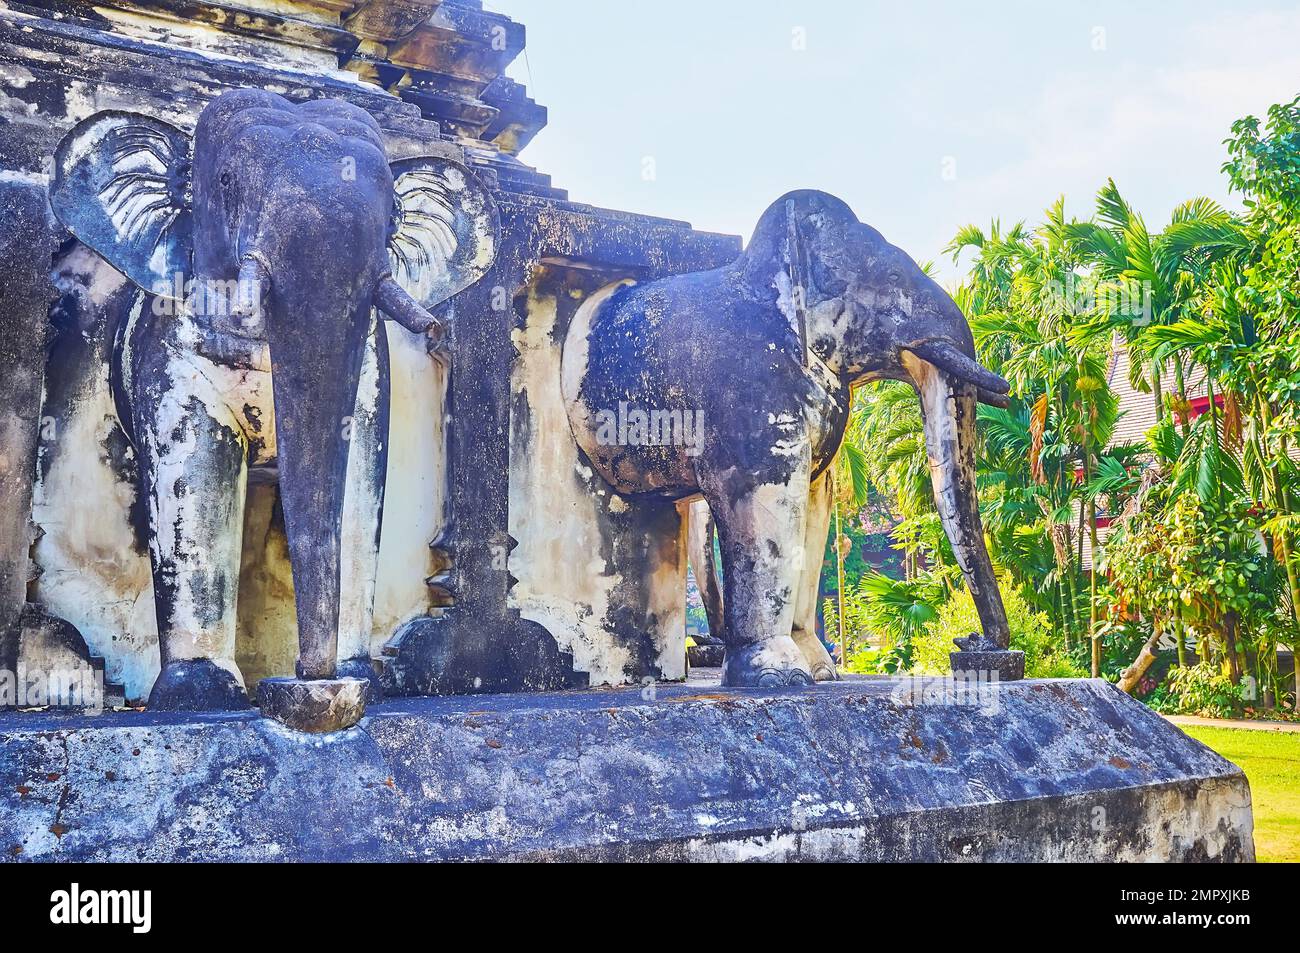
0;678;1253;862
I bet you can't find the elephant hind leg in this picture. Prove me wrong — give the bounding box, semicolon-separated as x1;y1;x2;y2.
686;498;725;656
134;362;251;711
697;450;813;689
792;469;838;680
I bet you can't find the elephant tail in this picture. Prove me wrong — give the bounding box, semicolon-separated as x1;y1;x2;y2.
109;291;149;450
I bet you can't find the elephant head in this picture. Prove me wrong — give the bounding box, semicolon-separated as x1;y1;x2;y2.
50;88;498;683
744;191;1011;648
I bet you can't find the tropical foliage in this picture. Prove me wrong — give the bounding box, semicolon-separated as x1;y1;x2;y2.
825;95;1300;714
912;586;1086;679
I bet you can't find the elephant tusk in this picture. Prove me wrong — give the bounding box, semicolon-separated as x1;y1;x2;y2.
375;274;444;339
905;341;1010;397
903;349;1012;649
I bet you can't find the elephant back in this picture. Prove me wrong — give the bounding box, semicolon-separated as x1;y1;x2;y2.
560;278;705;497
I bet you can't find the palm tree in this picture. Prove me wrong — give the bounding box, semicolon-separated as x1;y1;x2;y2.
1218;96;1300;705
951;200;1120;673
1065;180;1247;427
1143;254;1300;701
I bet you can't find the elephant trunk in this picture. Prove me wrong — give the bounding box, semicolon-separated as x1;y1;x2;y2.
230;254;270;334
908;339;1011;408
263;265;376;681
902;350;1011;648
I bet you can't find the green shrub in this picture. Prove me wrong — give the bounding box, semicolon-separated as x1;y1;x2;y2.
1145;664;1245;718
911;586;1087;679
841;647;891;675
825;569;946;673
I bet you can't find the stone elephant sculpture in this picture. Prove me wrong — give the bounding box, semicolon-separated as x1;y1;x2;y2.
50;88;498;710
562;190;1011;687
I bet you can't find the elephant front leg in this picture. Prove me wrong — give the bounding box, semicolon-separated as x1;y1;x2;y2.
336;319;388;701
698;444;814;688
791;468;838;680
136;382;251;711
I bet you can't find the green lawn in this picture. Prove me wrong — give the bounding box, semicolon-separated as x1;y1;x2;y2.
1182;726;1300;863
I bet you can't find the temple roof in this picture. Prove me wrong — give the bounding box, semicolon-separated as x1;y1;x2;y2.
21;0;555;186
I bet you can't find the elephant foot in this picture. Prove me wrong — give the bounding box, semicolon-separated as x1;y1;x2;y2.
792;626;840;681
336;656;384;703
148;659;251;712
722;635;814;688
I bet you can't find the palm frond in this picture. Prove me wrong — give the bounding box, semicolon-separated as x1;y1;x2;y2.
1096;178;1134;232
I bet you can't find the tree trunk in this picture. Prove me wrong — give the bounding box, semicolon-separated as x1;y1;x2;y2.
1076;497;1085;566
1152;362;1164;425
1086;480;1100;677
1257;395;1300;706
834;504;846;665
1080;393;1100;678
1060;553;1079;643
1117;628;1162;694
1050;521;1076;644
1224;611;1241;684
1057;577;1072;649
1293;650;1299;711
1174;357;1191;440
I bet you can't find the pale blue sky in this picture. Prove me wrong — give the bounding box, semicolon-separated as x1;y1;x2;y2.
494;1;1300;282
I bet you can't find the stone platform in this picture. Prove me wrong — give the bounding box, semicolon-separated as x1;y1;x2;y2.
0;677;1252;862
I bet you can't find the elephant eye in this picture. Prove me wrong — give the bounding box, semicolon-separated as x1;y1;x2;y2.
220;171;233;188
889;270;901;283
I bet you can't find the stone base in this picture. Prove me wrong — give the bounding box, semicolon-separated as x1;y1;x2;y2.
258;677;366;733
335;657;384;704
0;677;1252;861
687;642;725;668
951;649;1025;681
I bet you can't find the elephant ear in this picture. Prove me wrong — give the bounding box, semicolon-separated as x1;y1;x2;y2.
784;197;812;366
51;111;193;299
387;157;499;309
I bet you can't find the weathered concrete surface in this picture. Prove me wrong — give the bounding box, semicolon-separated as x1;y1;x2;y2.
0;677;1251;862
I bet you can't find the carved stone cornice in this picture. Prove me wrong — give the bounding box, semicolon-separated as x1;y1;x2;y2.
18;0;547;158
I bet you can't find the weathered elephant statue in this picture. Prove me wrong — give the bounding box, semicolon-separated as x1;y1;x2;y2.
50;89;498;712
562;190;1011;687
